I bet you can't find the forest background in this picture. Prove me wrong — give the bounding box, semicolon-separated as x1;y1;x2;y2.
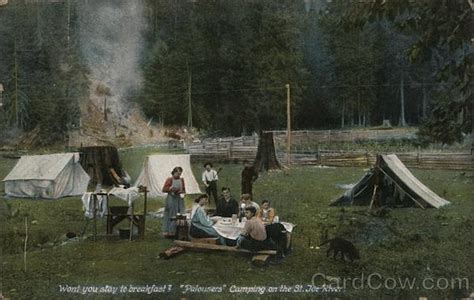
0;0;472;146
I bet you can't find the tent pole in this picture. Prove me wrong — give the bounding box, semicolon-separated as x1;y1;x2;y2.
129;203;134;241
143;187;148;215
368;185;378;211
93;194;97;240
142;187;148;240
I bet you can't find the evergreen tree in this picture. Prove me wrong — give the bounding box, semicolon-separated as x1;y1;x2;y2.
343;0;473;143
319;1;382;128
140;0;309;135
0;1;89;145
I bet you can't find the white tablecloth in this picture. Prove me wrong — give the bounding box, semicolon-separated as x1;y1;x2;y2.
212;217;294;240
108;186;140;206
213;218;246;240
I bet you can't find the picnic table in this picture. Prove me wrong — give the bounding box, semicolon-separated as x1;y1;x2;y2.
170;216;295;265
211;216;295;240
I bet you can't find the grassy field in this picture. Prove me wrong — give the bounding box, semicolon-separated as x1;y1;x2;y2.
1;147;473;299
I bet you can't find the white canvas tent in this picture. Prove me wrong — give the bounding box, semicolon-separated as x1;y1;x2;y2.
135;154;201;197
3;153;90;199
331;154;450;208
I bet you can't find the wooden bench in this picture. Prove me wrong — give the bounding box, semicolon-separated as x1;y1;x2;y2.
173;240;277;255
190;237;219;245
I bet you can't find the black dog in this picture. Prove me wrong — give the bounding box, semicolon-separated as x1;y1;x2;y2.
320;237;360;262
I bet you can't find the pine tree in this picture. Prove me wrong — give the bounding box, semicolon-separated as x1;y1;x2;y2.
0;1;89;145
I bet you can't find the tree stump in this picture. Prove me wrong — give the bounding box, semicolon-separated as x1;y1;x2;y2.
80;146;125;186
253;132;281;172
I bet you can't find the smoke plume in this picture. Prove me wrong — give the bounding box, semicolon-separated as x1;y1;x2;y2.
77;0;146;117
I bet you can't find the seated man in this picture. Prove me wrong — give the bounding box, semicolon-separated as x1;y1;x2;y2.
190;194;225;245
215;187;239;217
256;200;276;225
240;193;260;211
236;206;273;252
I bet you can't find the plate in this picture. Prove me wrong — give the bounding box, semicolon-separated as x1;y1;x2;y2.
220;218;233;225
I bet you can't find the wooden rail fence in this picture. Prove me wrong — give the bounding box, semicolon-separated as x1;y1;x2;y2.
186;143;473;170
186;136;258;162
271;128;418;143
185;133;473;170
277;151;474;170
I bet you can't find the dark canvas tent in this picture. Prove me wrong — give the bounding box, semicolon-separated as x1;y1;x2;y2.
331;154;450;209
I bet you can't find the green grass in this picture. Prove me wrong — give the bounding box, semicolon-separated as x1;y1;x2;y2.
1;149;473;299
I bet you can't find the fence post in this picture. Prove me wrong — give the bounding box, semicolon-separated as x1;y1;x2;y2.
317;145;321;165
320;148;324;165
228;141;233;159
417;146;420;166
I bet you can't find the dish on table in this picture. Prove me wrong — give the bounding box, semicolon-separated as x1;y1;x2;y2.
220;218;233;225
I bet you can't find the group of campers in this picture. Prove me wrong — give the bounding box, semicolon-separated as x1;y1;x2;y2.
192;191;281;250
161;163;289;256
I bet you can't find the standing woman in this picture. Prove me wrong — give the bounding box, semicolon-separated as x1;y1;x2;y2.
162;166;186;237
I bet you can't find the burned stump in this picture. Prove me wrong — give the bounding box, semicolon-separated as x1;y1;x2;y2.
80;146;125;186
254;132;281;172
